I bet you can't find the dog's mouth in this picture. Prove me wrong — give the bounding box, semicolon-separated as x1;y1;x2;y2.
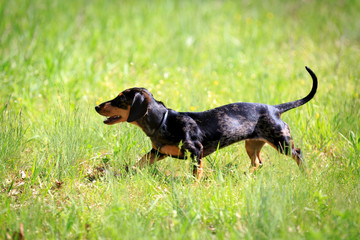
104;115;122;125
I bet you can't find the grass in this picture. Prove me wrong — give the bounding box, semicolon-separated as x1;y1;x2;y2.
1;0;360;239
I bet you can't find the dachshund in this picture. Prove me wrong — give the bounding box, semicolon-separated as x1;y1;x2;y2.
95;67;317;180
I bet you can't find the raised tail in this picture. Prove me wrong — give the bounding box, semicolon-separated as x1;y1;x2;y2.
275;66;318;114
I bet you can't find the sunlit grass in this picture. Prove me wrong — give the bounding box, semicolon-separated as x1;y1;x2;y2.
1;0;360;239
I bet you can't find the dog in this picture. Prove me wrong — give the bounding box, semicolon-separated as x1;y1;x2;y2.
95;66;317;180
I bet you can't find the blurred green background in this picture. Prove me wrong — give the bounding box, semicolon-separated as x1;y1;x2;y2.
1;0;359;239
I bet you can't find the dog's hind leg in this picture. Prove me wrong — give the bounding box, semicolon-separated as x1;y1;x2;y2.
268;135;307;173
257;119;307;173
245;140;266;173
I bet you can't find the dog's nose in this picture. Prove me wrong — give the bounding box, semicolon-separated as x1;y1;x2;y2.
95;106;100;112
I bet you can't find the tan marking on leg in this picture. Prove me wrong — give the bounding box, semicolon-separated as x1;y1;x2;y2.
245;140;266;173
159;145;184;157
193;159;204;186
266;138;309;176
197;159;204;181
134;151;166;169
292;147;309;175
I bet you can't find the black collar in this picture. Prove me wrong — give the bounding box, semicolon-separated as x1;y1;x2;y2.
149;110;168;137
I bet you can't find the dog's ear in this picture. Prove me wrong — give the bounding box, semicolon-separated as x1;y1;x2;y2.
127;92;150;122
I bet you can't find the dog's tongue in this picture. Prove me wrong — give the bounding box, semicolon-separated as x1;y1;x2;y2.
104;116;121;124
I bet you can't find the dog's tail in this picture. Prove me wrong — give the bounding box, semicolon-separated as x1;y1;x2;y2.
274;66;318;114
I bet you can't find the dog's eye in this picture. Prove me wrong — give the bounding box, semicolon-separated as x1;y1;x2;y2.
111;95;127;107
111;97;121;106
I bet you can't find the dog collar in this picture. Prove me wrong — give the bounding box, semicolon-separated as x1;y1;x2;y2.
149;110;168;137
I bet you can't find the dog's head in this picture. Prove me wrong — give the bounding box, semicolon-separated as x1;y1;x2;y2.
95;88;151;125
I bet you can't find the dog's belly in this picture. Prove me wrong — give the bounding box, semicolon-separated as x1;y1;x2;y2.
201;122;257;157
201;137;244;157
190;112;259;157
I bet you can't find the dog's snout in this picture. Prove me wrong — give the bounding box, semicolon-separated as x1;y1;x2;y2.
95;105;100;112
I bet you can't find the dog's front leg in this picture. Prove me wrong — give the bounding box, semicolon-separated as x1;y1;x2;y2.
192;157;204;182
183;140;204;182
134;148;166;169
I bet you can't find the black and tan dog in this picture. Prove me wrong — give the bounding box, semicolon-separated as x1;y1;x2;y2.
95;67;317;180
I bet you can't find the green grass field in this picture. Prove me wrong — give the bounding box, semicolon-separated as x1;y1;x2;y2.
1;0;360;239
